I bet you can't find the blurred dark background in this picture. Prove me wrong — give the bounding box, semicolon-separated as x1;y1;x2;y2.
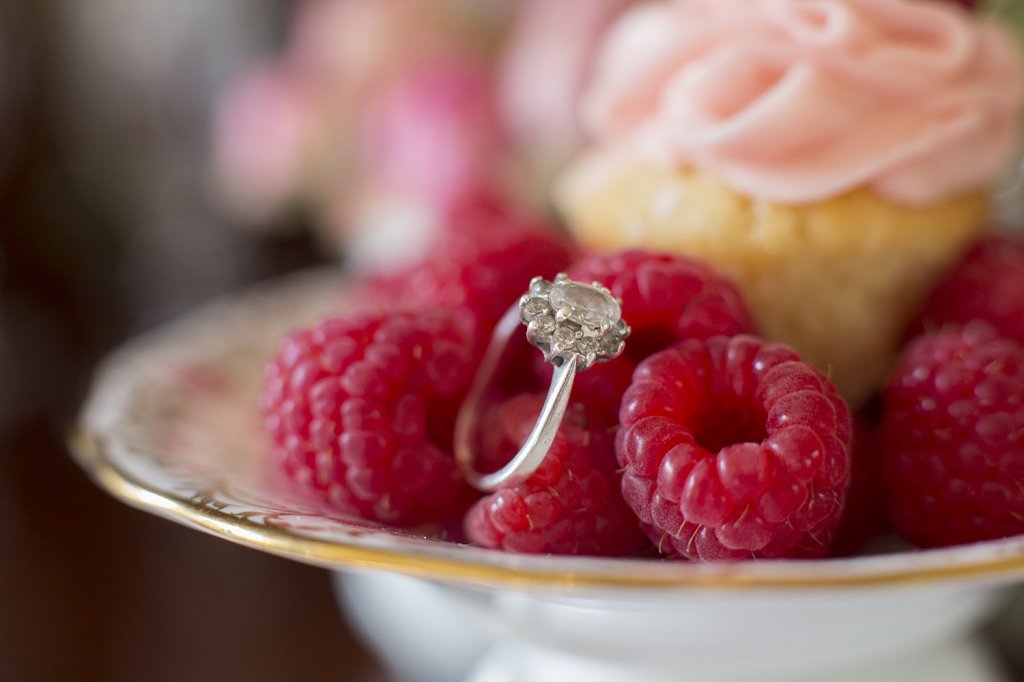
0;2;385;679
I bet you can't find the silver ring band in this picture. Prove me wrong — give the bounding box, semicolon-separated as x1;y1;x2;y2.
455;275;629;492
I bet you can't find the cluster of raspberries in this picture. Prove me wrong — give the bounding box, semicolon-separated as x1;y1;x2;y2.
263;198;1024;560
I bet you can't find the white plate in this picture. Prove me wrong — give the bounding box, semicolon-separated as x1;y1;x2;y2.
72;269;1024;681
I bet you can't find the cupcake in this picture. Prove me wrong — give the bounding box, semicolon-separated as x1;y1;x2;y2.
556;0;1024;405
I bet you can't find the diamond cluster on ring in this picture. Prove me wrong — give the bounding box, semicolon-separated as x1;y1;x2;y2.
519;274;630;370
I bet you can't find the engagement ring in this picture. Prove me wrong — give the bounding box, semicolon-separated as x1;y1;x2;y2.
455;274;630;491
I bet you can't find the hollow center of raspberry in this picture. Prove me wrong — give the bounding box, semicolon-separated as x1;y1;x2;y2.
692;397;766;453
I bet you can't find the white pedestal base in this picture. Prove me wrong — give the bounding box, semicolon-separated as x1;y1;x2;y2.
466;637;1005;682
334;571;1007;682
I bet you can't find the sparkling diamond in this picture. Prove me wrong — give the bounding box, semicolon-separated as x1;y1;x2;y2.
552;326;577;350
530;278;553;296
522;298;552;321
548;281;621;329
528;315;556;338
575;337;598;355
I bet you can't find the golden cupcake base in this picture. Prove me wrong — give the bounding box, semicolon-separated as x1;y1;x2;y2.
556;151;989;404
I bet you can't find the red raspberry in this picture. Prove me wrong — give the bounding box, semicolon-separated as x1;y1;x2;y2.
373;198;573;353
464;394;649;556
569;250;754;357
617;335;852;561
262;309;477;526
358;58;502;211
535;250;755;425
879;322;1024;548
912;234;1024;344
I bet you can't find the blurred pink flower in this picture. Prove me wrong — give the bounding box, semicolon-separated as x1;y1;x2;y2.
320;56;507;269
358;57;503;210
212;62;324;222
287;0;504;108
210;0;633;259
287;0;423;100
498;0;628;180
211;0;512;233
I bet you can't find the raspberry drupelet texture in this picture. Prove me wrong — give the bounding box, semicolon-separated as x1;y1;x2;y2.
912;234;1024;344
376;197;573;354
616;335;852;560
464;394;649;556
879;323;1024;548
262;310;477;526
536;250;756;425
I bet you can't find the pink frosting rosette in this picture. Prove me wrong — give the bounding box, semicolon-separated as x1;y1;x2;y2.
582;0;1024;206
